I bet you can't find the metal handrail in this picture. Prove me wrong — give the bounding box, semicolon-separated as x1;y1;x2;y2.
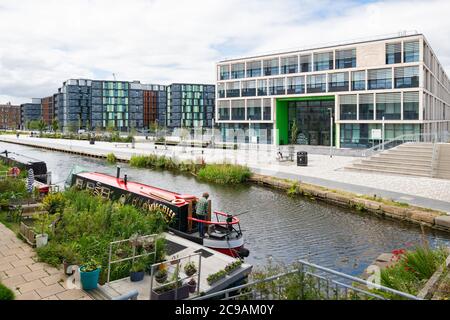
194;259;421;300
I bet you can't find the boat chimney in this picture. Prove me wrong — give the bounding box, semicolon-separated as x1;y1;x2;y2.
124;174;127;185
116;166;121;179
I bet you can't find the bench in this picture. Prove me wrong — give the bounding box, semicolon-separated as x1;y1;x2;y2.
114;143;130;148
276;152;294;162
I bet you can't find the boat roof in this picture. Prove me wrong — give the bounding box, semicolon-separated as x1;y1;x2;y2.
76;172;192;207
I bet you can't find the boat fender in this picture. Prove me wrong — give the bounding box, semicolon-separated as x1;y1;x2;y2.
238;247;250;258
171;199;186;205
8;167;21;177
175;194;197;201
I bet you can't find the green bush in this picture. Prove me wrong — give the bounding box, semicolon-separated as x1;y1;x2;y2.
0;283;14;300
197;164;252;184
106;153;117;164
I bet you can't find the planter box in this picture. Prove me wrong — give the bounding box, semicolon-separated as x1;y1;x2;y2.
79;267;101;291
19;222;36;246
130;271;145;282
150;284;190;300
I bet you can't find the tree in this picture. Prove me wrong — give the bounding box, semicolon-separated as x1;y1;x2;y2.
290;119;299;145
37;120;47;137
51;119;58;133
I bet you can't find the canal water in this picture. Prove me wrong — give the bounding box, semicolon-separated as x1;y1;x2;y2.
2;141;450;276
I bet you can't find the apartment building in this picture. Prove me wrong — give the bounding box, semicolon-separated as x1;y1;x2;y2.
21;98;42;129
41;95;56;127
0;103;21;130
215;33;450;147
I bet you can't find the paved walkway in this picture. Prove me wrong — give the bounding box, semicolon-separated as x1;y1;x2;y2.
2;135;450;212
0;223;91;300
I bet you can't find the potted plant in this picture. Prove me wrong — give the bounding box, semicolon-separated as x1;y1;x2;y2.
62;246;80;275
34;212;52;248
151;271;189;300
184;261;197;277
187;278;197;294
224;260;243;275
79;258;101;290
130;260;146;282
207;270;227;285
143;238;155;252
154;266;168;284
169;254;180;265
129;233;143;250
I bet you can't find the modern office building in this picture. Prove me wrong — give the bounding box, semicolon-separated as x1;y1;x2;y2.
215;33;450;147
167;83;215;129
41;95;56;127
21;98;42;129
56;79;91;131
0;103;21;130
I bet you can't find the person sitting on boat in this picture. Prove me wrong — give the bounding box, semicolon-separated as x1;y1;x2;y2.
196;192;209;238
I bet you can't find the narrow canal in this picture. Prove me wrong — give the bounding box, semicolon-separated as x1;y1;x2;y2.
2;141;450;276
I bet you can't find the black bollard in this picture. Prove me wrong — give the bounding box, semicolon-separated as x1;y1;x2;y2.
124;174;127;186
116;166;121;179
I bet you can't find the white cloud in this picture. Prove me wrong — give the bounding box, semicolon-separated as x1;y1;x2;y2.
0;0;449;104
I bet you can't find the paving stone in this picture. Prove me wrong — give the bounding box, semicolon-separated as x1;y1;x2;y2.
0;262;14;272
22;269;50;282
16;251;36;259
56;289;87;300
17;279;46;294
41;274;65;286
28;263;46;271
0;254;19;264
44;267;62;275
42;295;60;300
2;275;27;287
4;265;31;277
16;290;41;300
36;283;66;299
12;258;35;268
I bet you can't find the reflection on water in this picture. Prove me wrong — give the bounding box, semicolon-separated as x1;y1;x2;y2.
2;142;450;276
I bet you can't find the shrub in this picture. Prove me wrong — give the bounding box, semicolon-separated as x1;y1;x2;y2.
197;164;252;184
42;192;66;215
0;283;14;300
106;153;117;164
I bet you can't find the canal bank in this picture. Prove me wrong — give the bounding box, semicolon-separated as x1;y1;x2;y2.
1;140;450;275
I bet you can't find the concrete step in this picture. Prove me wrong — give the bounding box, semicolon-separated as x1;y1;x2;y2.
387;149;433;156
360;159;432;169
376;153;432;161
346;166;432;177
372;155;432;164
352;163;431;175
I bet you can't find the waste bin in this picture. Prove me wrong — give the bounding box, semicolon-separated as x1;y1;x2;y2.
297;151;308;166
89;137;95;145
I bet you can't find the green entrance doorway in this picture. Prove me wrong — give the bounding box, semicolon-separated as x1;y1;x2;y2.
276;96;335;146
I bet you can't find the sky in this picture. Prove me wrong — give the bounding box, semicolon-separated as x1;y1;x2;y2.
0;0;449;104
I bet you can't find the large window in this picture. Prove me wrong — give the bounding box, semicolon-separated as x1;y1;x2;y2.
263;99;271;120
242;80;257;97
368;68;392;90
340;95;357;120
287;76;305;94
226;82;240;97
352;71;366;91
376;92;401;120
218;83;225;98
263;58;279;76
394;66;419;88
269;78;285;95
218;100;230;120
340;124;363;148
231;63;245;79
257;80;267;96
307;74;326;93
246;61;262;77
247;99;262;120
385;124;420;140
281;56;298;74
231;100;245;120
386;42;402;64
219;65;230;80
404;41;420;63
329;72;349;92
336;49;356;69
314;52;333;71
403;91;419;120
300;55;312;72
359;94;374;120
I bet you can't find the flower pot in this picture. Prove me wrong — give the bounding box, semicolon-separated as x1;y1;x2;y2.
79;267;101;290
155;273;168;284
35;234;48;248
130;271;145;282
188;282;197;294
151;284;190;300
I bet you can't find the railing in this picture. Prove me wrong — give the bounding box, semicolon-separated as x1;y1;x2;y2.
193;259;420;301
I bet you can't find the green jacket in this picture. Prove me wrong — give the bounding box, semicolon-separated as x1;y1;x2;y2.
196;197;209;216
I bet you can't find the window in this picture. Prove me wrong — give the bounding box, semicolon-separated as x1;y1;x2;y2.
287;76;305;94
269;78;285;95
340;95;357;120
263;99;271;120
368;68;392;90
329;72;349;92
307;74;326;93
386;43;401;64
314;52;333;71
340;124;364;148
231;63;245;79
242;80;257;97
394;66;419;88
231;100;245;120
247;99;262;120
376;93;401;120
359;94;374;120
257;80;267;96
300;55;311;72
263;58;279;76
226;82;240;97
218;83;225;98
218;100;230;120
336;49;356;69
404;41;419;63
281;56;298;74
403;91;419;120
352;71;366;91
246;61;262;77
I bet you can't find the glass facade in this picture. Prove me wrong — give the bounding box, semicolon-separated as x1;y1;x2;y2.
246;61;262;77
307;74;326;93
300;55;312;72
231;99;245;120
218;100;230;120
404;41;420;63
264;58;279;76
403;91;419;120
314;52;333;71
340;95;357;120
220;65;230;80
257;80;267;96
269;78;285;95
287;76;305;94
352;71;366;91
394;66;419;88
368;68;392;90
281;56;298;74
336;49;356;69
386;42;402;64
263;99;271;120
242;80;256;97
226;81;240;97
376;92;401;120
231;63;245;79
359;94;374;120
218;83;225;98
329;72;349;92
247;99;262;120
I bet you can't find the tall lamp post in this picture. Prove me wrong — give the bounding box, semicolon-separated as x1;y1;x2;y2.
328;107;333;158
